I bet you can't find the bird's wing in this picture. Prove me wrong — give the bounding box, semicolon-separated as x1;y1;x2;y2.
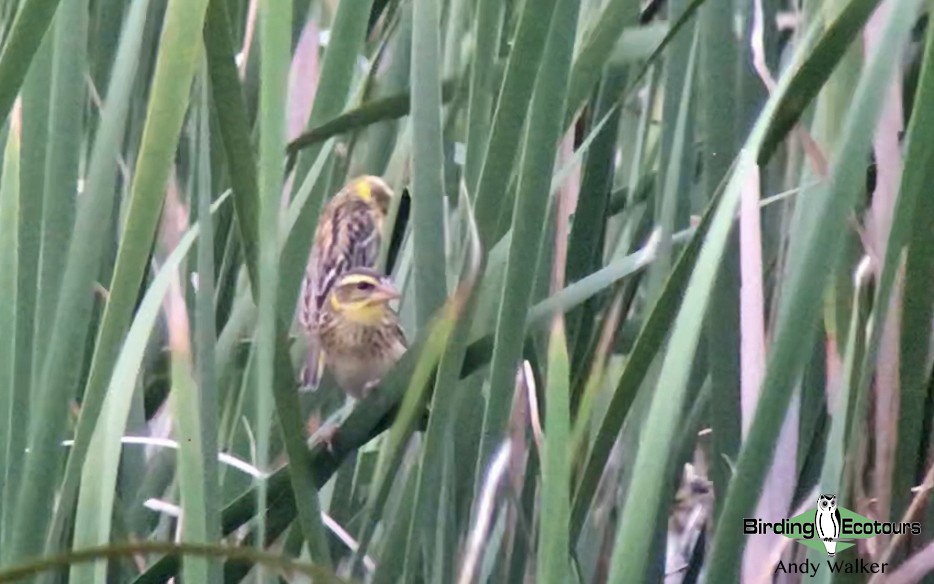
299;339;324;390
299;264;317;329
299;247;332;390
347;207;382;268
299;272;322;390
315;255;348;312
300;342;325;390
395;320;408;346
313;203;381;310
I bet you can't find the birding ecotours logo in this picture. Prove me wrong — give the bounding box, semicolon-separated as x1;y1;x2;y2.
814;494;841;556
744;494;922;557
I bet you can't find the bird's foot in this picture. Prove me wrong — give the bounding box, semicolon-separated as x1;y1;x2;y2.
307;423;339;453
306;399;356;453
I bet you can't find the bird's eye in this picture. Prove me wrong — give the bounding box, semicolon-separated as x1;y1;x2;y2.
356;281;375;291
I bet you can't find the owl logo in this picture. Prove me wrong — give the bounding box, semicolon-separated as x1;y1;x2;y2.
815;494;841;556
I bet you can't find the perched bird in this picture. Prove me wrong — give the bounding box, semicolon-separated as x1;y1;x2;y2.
299;175;394;389
307;268;407;448
317;268;407;399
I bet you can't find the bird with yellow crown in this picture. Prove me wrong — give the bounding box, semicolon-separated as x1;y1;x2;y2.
298;176;406;445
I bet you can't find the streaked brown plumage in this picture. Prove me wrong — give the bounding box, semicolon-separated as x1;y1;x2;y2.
299;175;394;388
316;268;407;399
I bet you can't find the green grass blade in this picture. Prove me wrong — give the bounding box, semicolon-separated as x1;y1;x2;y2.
565;69;623;362
700;0;740;522
410;0;448;326
0;0;62;126
166;284;210;584
193;64;220;581
298;0;375;132
11;38;52;500
0;115;20;556
263;0;332;568
271;332;334;568
646;24;698;299
567;0;707;120
31;0;87;380
472;0;559;246
360;200;481;570
475;0;579;490
537;321;571;584
463;0;503;193
528;228;694;330
87;0;125;91
203;0;261;291
254;0;289;566
373;469;421;584
608;23;670;65
357;295;462;565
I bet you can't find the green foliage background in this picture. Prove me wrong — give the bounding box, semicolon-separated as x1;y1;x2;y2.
0;0;933;582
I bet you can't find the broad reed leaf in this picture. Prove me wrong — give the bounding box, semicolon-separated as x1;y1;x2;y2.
893;23;934;520
0;112;20;556
6;33;52;550
410;0;448;325
537;322;571;584
0;0;61;127
192;66;221;581
31;0;87;375
203;0;261;290
254;0;290;562
463;0;503;192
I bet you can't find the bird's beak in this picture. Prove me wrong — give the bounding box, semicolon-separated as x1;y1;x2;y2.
372;281;401;302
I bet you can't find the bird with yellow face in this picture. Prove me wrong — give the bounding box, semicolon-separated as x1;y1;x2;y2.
306;268;406;448
299;175;395;390
317;268;407;397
